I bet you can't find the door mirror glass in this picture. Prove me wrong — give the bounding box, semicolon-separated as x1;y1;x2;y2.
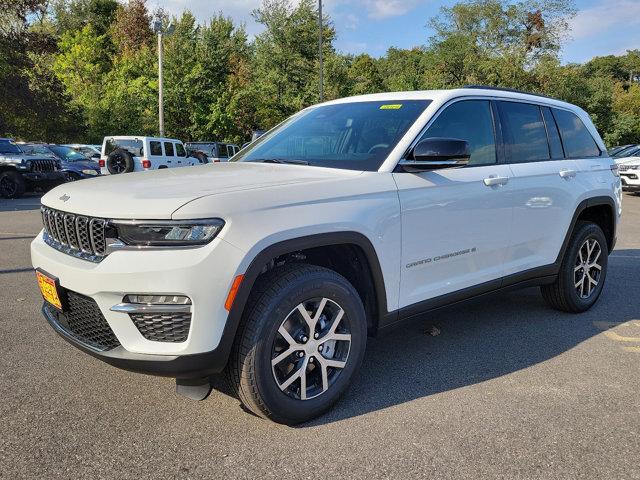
401;138;470;172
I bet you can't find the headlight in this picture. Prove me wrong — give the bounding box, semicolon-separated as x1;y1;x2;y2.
113;219;225;247
82;169;98;175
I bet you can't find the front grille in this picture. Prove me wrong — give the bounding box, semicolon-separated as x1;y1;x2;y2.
41;207;108;261
31;159;57;173
130;312;191;342
618;164;637;172
46;291;120;351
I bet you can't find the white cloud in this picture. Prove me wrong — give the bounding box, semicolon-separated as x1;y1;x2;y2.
361;0;422;19
569;0;640;40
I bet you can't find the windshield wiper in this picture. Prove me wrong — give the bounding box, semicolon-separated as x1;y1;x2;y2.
257;158;309;165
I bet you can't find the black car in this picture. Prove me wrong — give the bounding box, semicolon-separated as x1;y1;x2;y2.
0;139;66;198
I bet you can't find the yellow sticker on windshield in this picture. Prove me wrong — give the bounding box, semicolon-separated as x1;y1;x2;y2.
380;104;402;110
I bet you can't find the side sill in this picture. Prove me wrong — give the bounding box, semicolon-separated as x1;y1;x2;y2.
377;267;558;335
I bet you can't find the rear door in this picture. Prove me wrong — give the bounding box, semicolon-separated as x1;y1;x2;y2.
499;101;581;275
393;99;514;307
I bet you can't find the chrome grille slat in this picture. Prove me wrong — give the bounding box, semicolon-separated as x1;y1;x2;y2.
64;214;78;248
41;207;108;262
54;211;67;245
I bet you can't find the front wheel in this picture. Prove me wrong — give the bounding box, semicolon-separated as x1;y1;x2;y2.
0;171;26;199
226;264;367;424
541;221;608;313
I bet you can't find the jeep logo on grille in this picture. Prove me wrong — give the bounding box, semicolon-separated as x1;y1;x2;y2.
59;194;70;202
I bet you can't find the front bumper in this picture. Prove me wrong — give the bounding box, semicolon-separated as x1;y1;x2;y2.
620;173;640;191
23;171;66;183
31;232;248;377
43;303;231;377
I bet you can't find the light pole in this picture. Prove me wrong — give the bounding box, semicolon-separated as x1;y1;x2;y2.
153;19;174;137
318;0;323;102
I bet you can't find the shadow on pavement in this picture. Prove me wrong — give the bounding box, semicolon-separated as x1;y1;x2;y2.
292;248;638;426
0;194;43;212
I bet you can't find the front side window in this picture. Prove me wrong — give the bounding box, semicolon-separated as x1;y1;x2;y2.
552;108;601;158
164;142;175;156
149;141;163;156
498;101;549;163
175;143;186;157
418;100;496;165
233;100;431;171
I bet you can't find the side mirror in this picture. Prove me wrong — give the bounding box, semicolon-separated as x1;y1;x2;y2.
399;137;470;172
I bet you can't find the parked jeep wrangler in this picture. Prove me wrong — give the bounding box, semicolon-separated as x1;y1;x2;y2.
0;138;66;199
32;87;621;424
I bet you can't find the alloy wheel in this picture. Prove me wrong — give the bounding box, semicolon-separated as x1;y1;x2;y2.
574;238;602;299
271;297;352;400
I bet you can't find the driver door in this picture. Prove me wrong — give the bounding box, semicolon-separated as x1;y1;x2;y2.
393;99;514;308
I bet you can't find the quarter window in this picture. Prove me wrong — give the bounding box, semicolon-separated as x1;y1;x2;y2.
552;108;601;158
498;101;549;163
175;143;186;157
419;100;496;165
164;142;175;156
150;141;163;156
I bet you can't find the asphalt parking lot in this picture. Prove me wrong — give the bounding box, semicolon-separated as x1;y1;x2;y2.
1;192;639;479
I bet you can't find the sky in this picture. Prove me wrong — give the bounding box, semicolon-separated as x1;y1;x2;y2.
155;0;640;64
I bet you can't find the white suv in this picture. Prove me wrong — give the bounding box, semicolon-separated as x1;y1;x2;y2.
32;87;622;424
100;136;198;174
617;156;640;193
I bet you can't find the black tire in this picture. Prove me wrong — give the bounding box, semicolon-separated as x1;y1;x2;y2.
192;151;208;164
66;172;81;181
541;221;608;313
226;264;367;424
0;170;26;199
106;148;134;174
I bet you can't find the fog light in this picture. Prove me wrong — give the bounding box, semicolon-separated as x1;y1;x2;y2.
124;295;191;305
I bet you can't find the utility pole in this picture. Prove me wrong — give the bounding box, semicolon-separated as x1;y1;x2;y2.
157;30;164;137
153;19;174;137
318;0;323;102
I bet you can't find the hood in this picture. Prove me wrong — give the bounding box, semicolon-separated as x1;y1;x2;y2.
616;156;640;165
41;162;362;219
1;153;54;163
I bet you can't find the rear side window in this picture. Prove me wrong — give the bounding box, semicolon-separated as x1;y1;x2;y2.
164;142;175;156
542;107;564;159
419;100;496;165
498;101;549;163
105;138;143;157
149;141;163;156
175;143;186;157
217;143;228;159
552;108;601;158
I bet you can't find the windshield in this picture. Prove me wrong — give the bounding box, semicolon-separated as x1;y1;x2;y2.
50;145;87;162
104;138;144;157
232;100;431;171
21;144;51;155
0;140;22;154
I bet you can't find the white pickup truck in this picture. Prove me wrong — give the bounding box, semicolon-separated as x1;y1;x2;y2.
100;136;199;174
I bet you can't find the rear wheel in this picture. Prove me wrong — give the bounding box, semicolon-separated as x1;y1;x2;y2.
226;264;367;424
541;221;608;313
0;170;26;199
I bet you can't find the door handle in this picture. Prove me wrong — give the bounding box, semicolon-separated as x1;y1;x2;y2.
483;176;509;187
559;169;577;179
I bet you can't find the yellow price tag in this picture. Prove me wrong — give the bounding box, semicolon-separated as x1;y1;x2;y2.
380;104;403;110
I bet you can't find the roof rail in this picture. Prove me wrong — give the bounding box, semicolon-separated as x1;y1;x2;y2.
462;85;556;100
